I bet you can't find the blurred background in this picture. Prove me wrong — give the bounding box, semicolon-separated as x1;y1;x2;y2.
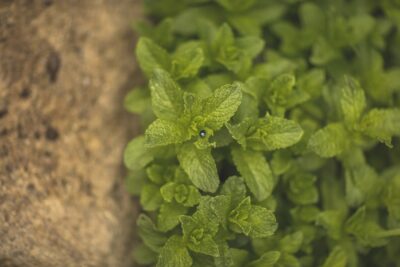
0;1;142;266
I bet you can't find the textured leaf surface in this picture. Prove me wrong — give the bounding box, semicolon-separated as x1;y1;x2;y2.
232;146;274;201
177;143;220;193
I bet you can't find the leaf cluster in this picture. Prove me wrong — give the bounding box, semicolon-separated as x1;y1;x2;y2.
125;0;400;266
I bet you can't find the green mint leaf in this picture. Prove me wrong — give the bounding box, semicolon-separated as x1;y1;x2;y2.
202;83;243;131
136;37;171;77
125;170;146;196
308;123;350;158
248;205;278;238
123;136;154;170
134;243;158;265
145;119;190;147
214;243;249;267
212;22;234;46
157;235;192;267
264;73;296;113
279;253;301;267
213;243;234;267
231;146;274;201
271;150;293;176
158;202;188;232
348;14;375;45
248;251;281;267
345;206;388;247
229;248;249;267
185;79;213;99
344;163;380;207
146;164;175;185
177;143;220;193
229;197;278;238
212;24;250;75
220;176;247;207
236;36;265;59
310;38;340;65
141;184;163;211
226;118;254;148
279;231;304;254
197;195;232;227
160;182;201;207
171;42;204;80
243;76;268;101
149;68;184;120
299;2;325;35
246;115;304;151
287;173;319;205
360;108;400;147
216;0;256;12
140;184;163;214
290;205;320;223
297;69;326;98
180;215;219;257
322;246;347;267
135;18;174;49
316;210;346;240
228;197;252;235
385;172;400;222
340;77;366;126
124;88;151;114
137;214;167;252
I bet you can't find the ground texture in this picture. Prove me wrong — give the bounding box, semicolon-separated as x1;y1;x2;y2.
0;1;141;266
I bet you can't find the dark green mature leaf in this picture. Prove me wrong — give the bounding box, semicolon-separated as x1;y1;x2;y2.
177;143;220;193
231;146;274;201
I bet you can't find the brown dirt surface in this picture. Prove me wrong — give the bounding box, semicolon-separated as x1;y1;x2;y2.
0;0;142;266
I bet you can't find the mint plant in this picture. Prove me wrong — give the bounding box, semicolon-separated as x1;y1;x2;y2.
124;0;400;266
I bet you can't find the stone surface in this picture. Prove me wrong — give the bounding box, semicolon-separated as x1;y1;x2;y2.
0;1;141;266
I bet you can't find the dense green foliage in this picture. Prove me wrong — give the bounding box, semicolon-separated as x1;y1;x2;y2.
124;0;400;266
